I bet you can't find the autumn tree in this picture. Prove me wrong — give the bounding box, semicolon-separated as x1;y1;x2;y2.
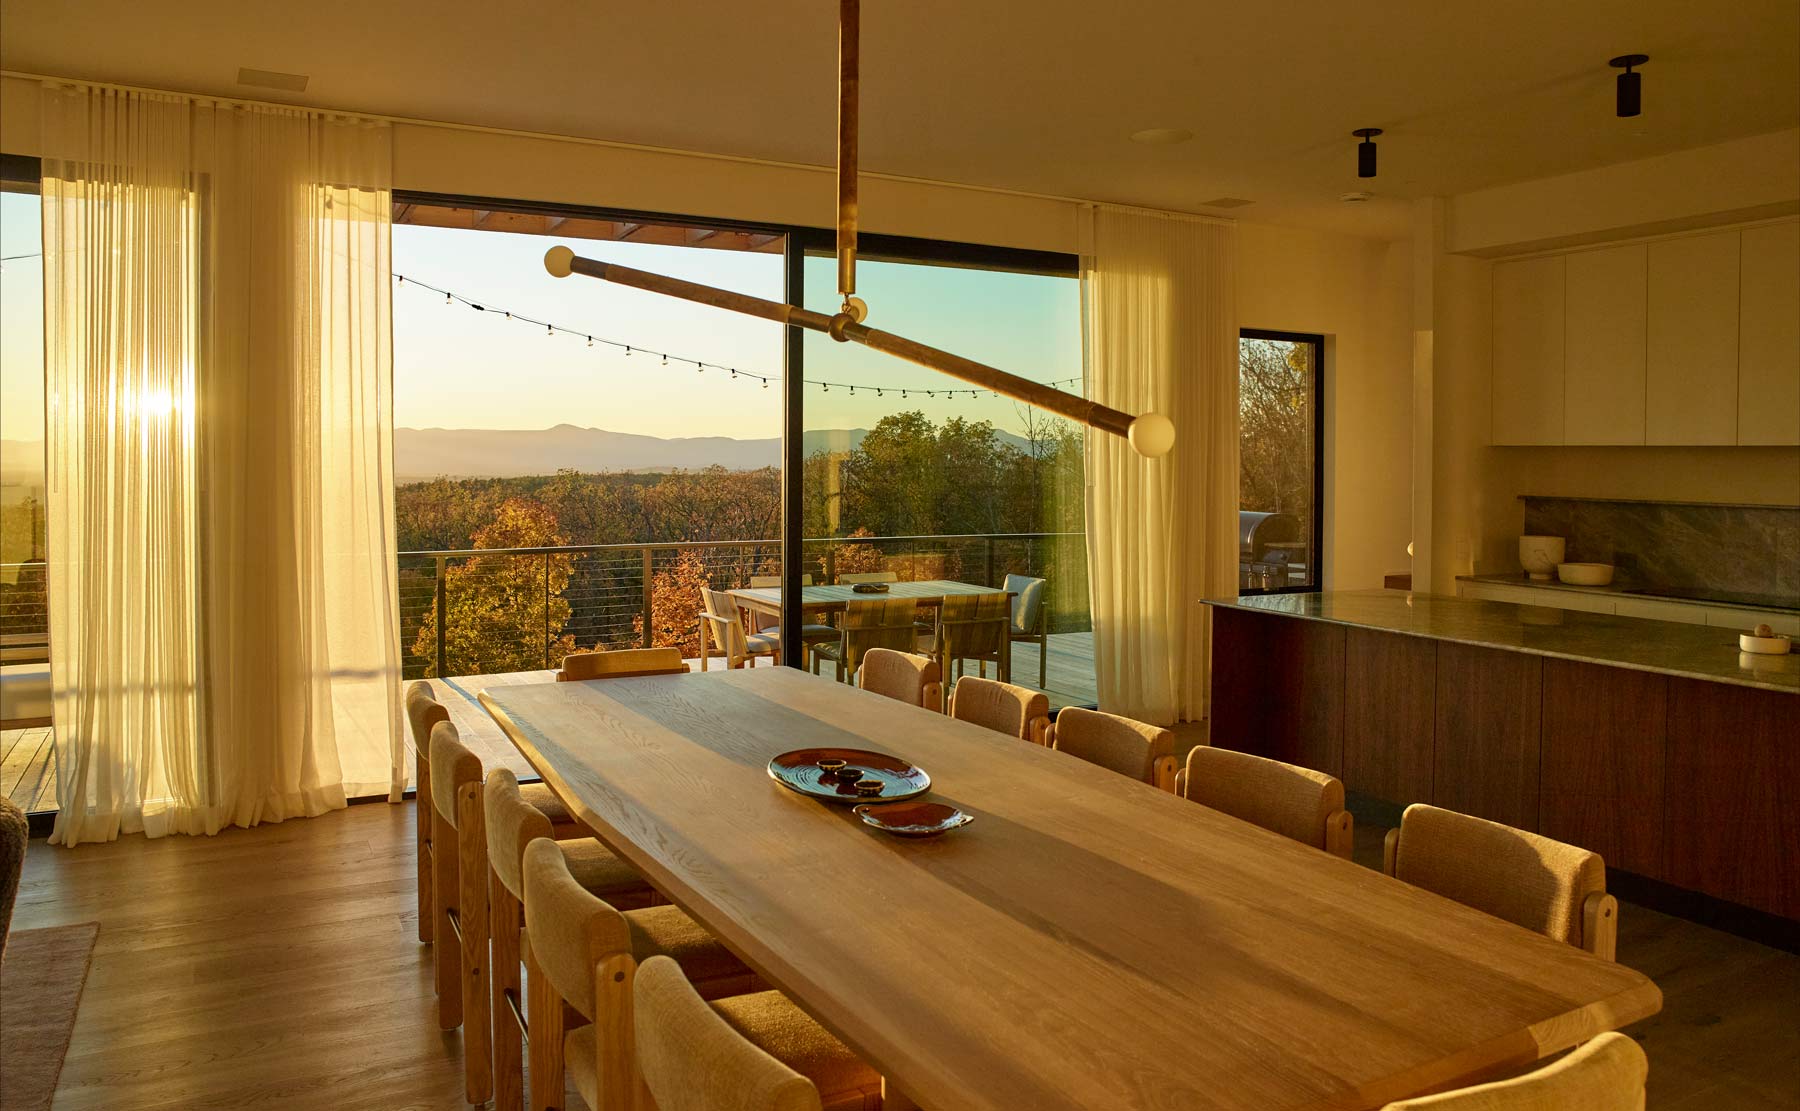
1238;337;1313;521
631;548;716;659
412;497;578;676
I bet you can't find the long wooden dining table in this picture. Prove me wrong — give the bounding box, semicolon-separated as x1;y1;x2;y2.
478;667;1661;1111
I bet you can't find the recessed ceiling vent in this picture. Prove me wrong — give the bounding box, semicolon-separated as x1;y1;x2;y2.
1199;197;1254;209
237;67;309;93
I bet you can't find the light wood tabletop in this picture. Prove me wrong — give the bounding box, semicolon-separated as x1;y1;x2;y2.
479;668;1661;1111
727;578;1010;618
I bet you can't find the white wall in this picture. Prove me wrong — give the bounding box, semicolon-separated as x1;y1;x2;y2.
1238;223;1414;591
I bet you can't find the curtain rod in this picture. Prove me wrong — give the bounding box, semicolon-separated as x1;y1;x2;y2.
2;68;1233;223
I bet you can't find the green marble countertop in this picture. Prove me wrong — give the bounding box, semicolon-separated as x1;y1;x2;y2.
1204;590;1798;694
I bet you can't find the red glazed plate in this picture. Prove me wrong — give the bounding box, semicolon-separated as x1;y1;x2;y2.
768;748;930;804
853;800;973;837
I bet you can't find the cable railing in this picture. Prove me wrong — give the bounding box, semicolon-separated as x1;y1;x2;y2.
0;562;49;652
397;532;1089;680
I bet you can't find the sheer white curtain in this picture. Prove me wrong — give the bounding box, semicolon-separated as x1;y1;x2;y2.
1081;205;1238;726
42;84;402;844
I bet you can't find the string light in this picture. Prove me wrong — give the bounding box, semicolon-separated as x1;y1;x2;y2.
392;272;1083;400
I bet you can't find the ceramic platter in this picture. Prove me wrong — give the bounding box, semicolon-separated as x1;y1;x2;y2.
767;747;930;805
853;800;973;838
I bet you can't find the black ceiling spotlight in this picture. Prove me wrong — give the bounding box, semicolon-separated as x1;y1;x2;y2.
1610;54;1649;118
1353;128;1383;179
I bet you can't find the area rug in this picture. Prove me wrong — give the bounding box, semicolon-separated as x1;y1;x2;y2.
0;922;100;1111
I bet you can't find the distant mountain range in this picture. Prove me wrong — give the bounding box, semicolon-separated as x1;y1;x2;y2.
1;423;1037;484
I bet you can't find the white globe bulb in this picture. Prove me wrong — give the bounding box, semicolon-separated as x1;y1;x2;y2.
1127;412;1176;458
544;245;575;278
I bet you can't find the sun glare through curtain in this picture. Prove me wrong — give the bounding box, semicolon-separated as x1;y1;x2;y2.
41;83;402;845
1081;205;1238;726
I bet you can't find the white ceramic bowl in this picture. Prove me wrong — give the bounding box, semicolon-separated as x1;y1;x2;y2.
1519;535;1566;581
1556;562;1615;586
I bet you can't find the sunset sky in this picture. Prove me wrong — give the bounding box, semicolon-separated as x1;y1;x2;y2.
1;197;1086;446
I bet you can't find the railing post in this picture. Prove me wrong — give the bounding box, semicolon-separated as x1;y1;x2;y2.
434;555;448;679
543;552;552;669
641;546;655;649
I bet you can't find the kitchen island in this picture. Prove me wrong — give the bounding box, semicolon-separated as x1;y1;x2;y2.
1205;590;1799;923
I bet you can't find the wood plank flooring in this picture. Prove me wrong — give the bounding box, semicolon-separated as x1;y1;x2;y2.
1;724;56;811
10;793;1795;1109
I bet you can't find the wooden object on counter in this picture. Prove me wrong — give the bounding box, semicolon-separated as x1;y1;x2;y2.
480;668;1661;1111
1433;643;1543;832
1540;660;1667;880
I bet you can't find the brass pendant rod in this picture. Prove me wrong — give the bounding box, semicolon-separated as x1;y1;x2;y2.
837;0;859;299
545;246;1173;454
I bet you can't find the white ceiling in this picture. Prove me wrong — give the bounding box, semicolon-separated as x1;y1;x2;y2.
3;0;1796;239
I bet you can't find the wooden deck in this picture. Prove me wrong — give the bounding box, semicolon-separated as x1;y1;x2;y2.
1;723;55;812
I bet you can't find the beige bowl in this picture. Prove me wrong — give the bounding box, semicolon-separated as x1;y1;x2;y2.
1556;562;1615;586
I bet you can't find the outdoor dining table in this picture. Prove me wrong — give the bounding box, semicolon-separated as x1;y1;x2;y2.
478;667;1661;1111
728;578;1016;679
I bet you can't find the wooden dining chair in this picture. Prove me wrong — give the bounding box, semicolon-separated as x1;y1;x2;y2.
1383;803;1618;960
1003;573;1049;690
427;719;496;1103
1381;1031;1647;1109
924;592;1012;684
857;647;943;712
1178;746;1354;859
698;585;779;670
836;571;897;584
520;839;776;1111
557;647;687;681
486;768;745;1111
746;574;839;662
406;680;450;945
1046;706;1176;790
634;955;885;1111
947;675;1051;744
812;597;918;684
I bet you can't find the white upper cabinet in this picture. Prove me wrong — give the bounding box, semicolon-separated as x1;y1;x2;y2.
1563;244;1648;445
1491;256;1565;446
1646;231;1741;445
1737;222;1800;445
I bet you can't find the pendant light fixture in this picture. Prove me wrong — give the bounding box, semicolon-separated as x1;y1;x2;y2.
1609;54;1649;117
1353;128;1382;178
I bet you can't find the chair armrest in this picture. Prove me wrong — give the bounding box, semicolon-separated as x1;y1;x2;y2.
1582;891;1619;961
1028;715;1052;746
1152;754;1179;793
1382;828;1401;877
1173;767;1187;797
1323;809;1354;860
1043;722;1057;750
921;681;943;714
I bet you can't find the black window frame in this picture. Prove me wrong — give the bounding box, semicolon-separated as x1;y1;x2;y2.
1237;327;1325;596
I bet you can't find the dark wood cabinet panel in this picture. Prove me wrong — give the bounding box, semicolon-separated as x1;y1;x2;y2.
1539;659;1667;878
1433;643;1543;831
1342;628;1436;806
1665;679;1800;918
1209;608;1345;778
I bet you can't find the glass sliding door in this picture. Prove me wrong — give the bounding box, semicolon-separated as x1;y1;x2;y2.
798;238;1092;707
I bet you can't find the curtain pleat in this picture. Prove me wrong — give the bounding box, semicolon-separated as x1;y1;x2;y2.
1081;206;1238;725
42;84;402;845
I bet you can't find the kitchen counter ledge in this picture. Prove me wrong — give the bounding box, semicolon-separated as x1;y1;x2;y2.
1205;590;1797;694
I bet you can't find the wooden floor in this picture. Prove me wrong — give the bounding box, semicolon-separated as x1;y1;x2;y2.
11;798;1795;1109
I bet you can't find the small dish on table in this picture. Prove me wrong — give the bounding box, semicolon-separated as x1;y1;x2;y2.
853;800;973;837
851;582;891;594
768;748;931;804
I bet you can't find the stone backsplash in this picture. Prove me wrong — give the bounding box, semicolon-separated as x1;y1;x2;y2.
1520;496;1799;603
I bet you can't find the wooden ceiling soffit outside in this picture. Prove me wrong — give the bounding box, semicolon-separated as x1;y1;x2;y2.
392;203;784;254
